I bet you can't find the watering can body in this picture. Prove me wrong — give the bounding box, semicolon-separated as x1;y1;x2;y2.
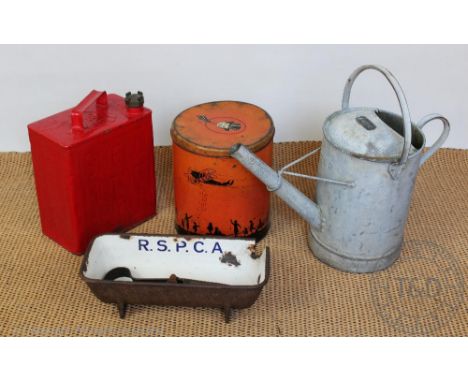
231;65;450;273
310;115;422;272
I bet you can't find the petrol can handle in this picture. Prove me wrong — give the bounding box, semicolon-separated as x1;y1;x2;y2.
342;65;413;175
71;90;108;130
417;114;450;167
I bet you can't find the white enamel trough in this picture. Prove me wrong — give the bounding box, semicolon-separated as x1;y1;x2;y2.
81;234;270;322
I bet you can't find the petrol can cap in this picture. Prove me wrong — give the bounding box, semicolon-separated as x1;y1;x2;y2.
125;91;144;108
171;101;275;157
323;107;417;161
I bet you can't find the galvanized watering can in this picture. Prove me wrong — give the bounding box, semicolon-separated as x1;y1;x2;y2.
230;65;450;273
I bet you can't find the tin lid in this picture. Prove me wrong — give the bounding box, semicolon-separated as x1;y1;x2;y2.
171;101;275;157
323;107;417;161
28;90;151;148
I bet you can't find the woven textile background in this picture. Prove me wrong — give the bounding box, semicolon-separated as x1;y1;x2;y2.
0;142;466;336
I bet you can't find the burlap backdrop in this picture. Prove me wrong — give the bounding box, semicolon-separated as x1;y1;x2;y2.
0;142;466;336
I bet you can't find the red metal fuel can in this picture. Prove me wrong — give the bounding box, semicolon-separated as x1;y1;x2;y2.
28;90;156;255
171;101;274;240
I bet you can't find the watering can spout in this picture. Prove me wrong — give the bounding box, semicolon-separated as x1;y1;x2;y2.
230;144;322;231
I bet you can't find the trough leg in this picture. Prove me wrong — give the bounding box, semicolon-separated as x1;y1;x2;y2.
117;302;127;319
223;306;232;323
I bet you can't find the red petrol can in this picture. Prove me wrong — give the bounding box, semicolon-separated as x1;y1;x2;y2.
28;90;156;255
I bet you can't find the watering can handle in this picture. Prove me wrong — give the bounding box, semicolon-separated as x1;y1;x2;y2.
417;114;450;167
342;65;413;172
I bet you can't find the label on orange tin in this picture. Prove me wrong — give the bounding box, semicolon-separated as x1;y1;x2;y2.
171;101;274;157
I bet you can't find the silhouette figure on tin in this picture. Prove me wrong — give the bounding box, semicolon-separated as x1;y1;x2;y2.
242;227;249;236
249;220;256;233
230;219;241;237
192;221;199;234
182;213;192;230
207;222;214;234
214;227;223;236
257;218;264;231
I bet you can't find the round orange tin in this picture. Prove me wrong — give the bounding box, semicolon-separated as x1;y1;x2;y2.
171;101;275;240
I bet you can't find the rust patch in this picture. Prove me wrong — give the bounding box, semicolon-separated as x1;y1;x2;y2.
120;234;132;240
168;274;178;283
219;252;241;267
249;244;260;259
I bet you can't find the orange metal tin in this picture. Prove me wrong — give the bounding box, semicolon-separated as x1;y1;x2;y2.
171;101;274;240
